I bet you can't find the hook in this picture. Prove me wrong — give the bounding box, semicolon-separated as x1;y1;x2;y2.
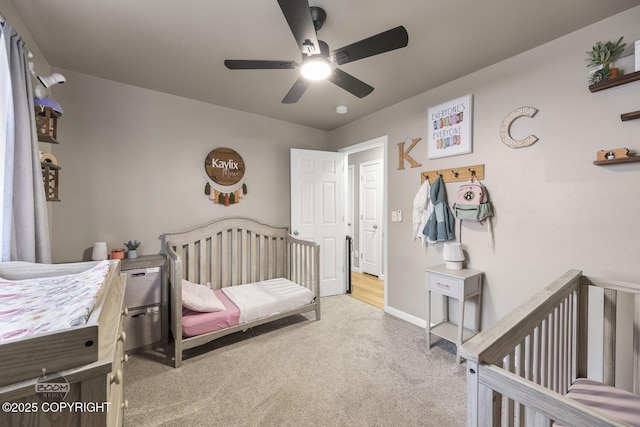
452;169;459;178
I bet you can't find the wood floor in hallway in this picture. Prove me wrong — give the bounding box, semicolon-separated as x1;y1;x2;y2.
349;271;384;309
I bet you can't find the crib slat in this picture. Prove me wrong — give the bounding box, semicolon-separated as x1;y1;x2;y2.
540;318;548;389
211;232;220;289
241;230;249;284
558;300;566;393
533;326;541;386
603;289;617;387
267;237;274;279
576;282;589;379
634;293;640;395
221;230;229;287
187;242;196;282
231;228;239;285
198;238;206;285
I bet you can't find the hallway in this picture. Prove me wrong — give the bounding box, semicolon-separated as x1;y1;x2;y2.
349;271;384;309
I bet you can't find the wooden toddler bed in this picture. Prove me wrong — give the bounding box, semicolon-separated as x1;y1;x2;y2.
164;217;320;368
460;270;640;426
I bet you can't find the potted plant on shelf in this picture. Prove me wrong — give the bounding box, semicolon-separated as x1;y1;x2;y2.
124;240;141;259
586;36;627;84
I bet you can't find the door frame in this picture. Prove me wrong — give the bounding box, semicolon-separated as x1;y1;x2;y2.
339;135;388;309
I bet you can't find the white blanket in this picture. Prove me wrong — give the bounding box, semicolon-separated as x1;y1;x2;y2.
221;278;314;324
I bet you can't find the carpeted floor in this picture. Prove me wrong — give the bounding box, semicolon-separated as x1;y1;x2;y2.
124;295;466;426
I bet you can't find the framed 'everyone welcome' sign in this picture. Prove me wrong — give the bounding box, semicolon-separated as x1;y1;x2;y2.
427;94;473;159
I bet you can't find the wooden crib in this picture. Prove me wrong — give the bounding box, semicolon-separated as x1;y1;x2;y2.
460;269;640;426
164;217;320;368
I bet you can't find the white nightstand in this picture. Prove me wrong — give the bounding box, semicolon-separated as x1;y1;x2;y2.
425;264;483;364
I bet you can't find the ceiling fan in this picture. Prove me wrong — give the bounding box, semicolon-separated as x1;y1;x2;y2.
224;0;409;104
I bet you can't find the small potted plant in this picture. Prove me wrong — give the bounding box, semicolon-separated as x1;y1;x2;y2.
124;240;141;259
585;36;627;83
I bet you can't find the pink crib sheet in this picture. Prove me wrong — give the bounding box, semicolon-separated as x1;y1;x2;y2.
181;289;241;337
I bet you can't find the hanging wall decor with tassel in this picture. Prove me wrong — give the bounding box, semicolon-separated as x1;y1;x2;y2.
203;147;248;206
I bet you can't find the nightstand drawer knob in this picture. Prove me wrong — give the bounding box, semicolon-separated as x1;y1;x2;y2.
122;400;129;409
122;354;129;363
118;331;127;342
122;307;129;316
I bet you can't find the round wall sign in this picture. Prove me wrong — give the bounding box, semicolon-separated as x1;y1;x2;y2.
204;147;248;206
205;147;245;187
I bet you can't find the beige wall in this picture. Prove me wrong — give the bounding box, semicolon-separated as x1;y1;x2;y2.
49;71;329;262
329;6;640;340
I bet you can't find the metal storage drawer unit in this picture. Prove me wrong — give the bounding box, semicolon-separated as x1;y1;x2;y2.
121;255;168;353
124;306;162;351
124;266;162;308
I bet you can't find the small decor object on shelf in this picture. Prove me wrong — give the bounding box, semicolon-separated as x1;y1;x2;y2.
585;37;627;84
124;240;141;259
111;249;125;260
593;148;640;165
91;242;108;261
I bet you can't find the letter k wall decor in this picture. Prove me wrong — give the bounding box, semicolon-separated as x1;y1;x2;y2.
204;147;248;206
427;94;473;159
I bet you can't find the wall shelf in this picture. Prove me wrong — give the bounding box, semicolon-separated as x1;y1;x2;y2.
41;162;61;201
621;110;640;121
593;156;640;166
34;106;60;144
588;70;640;92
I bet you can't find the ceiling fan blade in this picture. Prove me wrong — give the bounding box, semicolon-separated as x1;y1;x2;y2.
277;0;321;56
332;26;409;66
282;77;311;104
225;60;296;70
328;68;374;98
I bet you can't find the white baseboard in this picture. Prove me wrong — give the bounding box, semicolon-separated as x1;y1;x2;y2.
384;306;427;329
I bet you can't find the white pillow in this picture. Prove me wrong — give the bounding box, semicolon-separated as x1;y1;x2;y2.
181;279;226;312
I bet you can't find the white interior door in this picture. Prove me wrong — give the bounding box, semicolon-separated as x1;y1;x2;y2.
290;149;345;297
360;160;382;276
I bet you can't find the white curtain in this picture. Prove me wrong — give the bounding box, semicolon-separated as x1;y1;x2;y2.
0;21;51;263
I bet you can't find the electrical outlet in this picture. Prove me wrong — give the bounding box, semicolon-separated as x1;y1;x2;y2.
391;211;398;222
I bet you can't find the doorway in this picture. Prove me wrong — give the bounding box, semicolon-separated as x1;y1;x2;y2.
340;136;387;309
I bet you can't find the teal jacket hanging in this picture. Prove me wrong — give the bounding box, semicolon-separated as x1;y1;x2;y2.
423;176;455;243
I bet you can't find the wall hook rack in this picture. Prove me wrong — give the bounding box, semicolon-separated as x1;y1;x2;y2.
421;164;485;184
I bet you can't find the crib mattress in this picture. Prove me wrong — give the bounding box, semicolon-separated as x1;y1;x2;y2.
0;260;110;341
559;378;640;427
181;278;314;337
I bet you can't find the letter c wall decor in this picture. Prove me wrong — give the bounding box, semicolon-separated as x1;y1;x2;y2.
500;107;539;149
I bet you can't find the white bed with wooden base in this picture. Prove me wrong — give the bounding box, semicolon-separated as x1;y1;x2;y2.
0;260;127;427
461;270;640;427
164;217;320;368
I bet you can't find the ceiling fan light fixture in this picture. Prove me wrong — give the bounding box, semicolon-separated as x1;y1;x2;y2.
300;58;331;81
